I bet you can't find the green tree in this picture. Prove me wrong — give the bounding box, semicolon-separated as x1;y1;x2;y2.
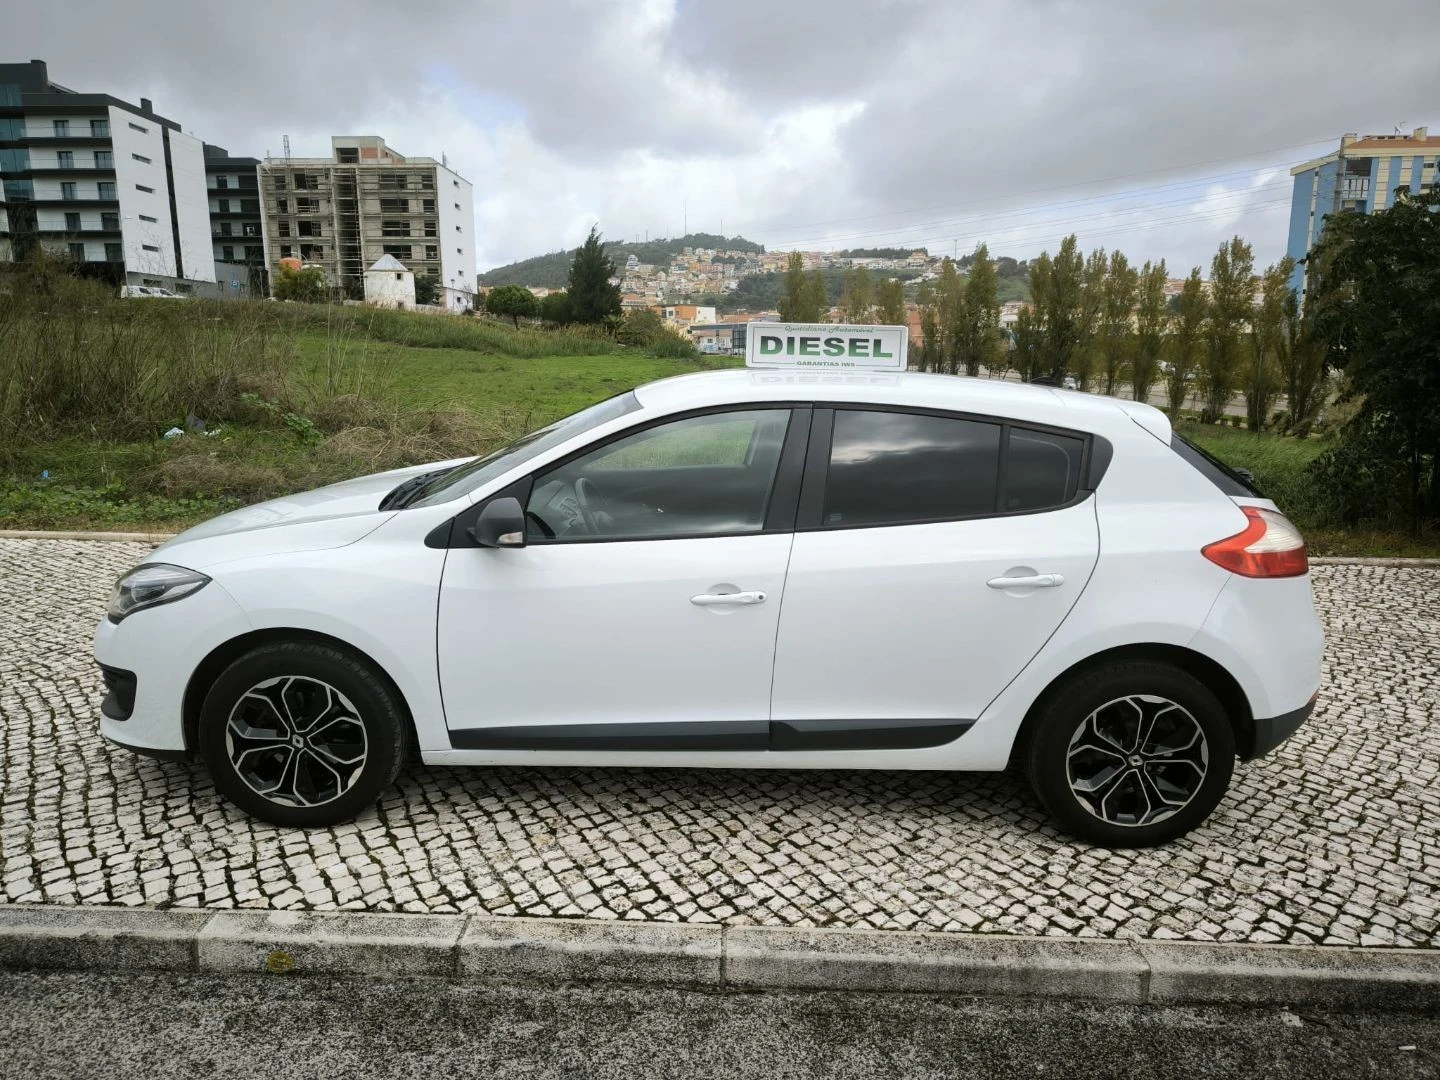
539;290;572;324
778;252;812;321
936;257;964;373
1011;305;1045;382
1131;259;1168;404
1096;250;1138;397
1200;236;1255;423
272;264;328;303
916;281;940;372
567;225;621;324
485;284;539;327
1244;257;1293;431
955;243;1001;376
875;278;907;327
806;269;830;319
1278;261;1330;435
1307;187;1440;531
614;307;666;346
840;265;874;323
1032;236;1085;383
1074;247;1108;390
413;273;439;306
1165;269;1207;417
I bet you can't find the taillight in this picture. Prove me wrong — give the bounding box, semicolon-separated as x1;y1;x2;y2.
1202;506;1308;578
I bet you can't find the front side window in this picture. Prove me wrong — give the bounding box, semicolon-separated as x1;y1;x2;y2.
822;410;1001;527
527;409;791;541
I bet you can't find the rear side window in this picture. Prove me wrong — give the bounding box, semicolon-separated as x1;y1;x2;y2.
1004;428;1085;512
1170;434;1261;497
823;410;1001;526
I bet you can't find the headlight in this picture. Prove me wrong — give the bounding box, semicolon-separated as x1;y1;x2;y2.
108;563;211;623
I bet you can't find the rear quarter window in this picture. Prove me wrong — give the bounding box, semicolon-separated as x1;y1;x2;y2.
1170;434;1262;497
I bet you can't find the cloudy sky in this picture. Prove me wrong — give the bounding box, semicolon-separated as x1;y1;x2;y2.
14;0;1439;273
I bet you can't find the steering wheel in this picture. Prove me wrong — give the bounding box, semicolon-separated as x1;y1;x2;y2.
573;477;603;534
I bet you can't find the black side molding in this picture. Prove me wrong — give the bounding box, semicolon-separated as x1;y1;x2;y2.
448;718;974;753
1243;695;1317;760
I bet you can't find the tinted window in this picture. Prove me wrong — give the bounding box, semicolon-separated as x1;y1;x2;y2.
529;409;790;541
823;410;1001;527
1005;428;1085;511
1170;434;1260;497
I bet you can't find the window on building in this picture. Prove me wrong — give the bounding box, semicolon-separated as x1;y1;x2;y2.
425;245;438;260
456;247;463;255
60;182;77;201
138;213;156;223
56;150;74;169
242;223;260;237
383;244;412;260
53;120;70;137
104;242;122;262
98;181;116;199
131;153;151;164
90;119;109;138
64;211;81;231
0;118;25;139
128;121;147;134
297;221;321;237
142;243;160;252
381;220;408;237
293;173;317;190
423;220;437;237
274;199;288;214
337;148;359;164
101;212;118;231
135;183;154;193
379;197;409;214
300;244;323;260
222;245;235;261
379;172;408;190
219;222;233;236
215;175;229;189
68;242;86;261
241;199;259;214
452;179;459;187
277;220;291;237
420;174;433;190
245;245;262;261
422;198;435;213
296;197;319;212
821;410;1002;527
273;174;287;191
217;199;230;213
95;150;113;168
279;244;293;258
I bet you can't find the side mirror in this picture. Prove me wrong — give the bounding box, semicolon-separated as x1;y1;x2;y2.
470;496;526;548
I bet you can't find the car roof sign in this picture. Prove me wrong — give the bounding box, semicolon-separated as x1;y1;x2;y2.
745;322;908;372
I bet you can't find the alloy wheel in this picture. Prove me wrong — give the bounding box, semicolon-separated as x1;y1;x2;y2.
225;676;368;808
1065;694;1209;828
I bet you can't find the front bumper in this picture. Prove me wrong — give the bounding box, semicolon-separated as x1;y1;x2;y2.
93;579;251;754
1243;693;1318;760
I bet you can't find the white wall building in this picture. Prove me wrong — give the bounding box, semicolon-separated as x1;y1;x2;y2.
364;253;415;308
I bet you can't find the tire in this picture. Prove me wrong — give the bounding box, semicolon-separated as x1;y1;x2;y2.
198;640;406;828
1024;661;1235;848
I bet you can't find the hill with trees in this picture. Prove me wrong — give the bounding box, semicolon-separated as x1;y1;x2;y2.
480;233;765;288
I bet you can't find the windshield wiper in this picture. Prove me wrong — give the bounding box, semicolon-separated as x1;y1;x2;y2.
379;465;461;511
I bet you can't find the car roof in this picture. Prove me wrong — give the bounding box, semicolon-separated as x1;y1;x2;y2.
632;368;1170;441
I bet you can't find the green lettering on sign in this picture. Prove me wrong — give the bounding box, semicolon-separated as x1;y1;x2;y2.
873;338;893;358
823;337;845;356
760;336;783;355
798;337;820;355
850;338;869;357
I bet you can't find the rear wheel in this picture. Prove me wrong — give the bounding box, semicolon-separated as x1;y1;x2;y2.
1024;661;1235;848
199;640;406;827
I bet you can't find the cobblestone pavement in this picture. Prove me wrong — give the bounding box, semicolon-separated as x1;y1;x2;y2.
2;538;1437;947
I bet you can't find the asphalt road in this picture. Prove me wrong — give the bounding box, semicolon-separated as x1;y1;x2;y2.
2;971;1436;1080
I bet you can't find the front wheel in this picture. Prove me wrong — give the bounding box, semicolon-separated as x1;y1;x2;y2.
1024;661;1235;848
198;640;406;827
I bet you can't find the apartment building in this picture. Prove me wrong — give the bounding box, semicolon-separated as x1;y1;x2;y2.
258;136;475;309
0;59;214;292
204;144;265;296
1287;125;1440;295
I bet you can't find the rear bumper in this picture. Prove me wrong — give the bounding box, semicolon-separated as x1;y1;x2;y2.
1243;693;1317;760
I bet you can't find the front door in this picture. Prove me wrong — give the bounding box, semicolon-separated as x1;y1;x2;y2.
771;408;1100;727
437;406;806;748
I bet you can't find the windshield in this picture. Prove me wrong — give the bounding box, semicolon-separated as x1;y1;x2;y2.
407;391;642;508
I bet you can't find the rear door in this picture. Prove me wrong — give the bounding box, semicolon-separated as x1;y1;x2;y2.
770;407;1101;731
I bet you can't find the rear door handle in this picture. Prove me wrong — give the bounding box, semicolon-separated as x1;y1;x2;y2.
690;591;767;607
987;573;1065;589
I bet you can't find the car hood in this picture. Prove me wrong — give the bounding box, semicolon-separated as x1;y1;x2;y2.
149;457;472;569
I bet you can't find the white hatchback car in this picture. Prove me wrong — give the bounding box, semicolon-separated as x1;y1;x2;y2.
95;371;1323;847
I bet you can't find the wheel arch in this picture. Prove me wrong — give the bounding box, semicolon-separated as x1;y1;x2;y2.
182;627;419;758
1009;642;1255;765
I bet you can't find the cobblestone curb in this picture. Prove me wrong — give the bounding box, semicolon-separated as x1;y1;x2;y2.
2;905;1437;1009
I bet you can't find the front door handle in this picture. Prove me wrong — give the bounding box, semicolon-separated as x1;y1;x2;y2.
690;591;767;607
987;573;1065;590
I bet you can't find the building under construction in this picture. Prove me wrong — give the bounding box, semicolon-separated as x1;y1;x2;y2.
257;135;475;310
